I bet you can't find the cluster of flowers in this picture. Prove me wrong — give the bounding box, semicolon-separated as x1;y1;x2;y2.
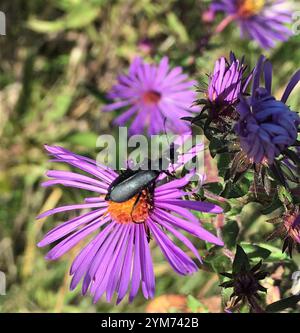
38;0;299;307
106;52;300;166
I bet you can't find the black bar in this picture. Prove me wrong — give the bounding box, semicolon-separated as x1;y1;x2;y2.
0;313;298;331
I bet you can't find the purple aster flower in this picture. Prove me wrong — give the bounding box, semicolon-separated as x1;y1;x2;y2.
37;145;223;304
235;56;300;165
103;57;197;135
188;53;252;136
207;52;252;115
211;0;293;49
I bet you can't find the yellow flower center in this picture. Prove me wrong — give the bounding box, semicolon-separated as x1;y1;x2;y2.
107;190;151;224
142;91;161;105
238;0;265;17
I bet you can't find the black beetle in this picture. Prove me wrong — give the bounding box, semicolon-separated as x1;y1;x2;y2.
105;169;159;203
105;142;177;205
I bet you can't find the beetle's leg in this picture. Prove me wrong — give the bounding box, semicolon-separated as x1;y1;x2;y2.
131;192;144;224
144;224;151;243
146;182;155;207
131;191;152;241
162;169;177;179
130;186;153;241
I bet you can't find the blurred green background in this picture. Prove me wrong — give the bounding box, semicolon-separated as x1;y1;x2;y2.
0;0;300;313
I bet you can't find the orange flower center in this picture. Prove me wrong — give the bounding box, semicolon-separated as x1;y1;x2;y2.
107;190;151;224
238;0;265;17
142;90;161;105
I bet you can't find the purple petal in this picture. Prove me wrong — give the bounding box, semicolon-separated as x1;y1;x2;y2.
155;208;223;246
37;202;107;220
281;70;300;103
160;199;223;214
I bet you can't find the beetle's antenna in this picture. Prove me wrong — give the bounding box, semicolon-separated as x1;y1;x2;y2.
161;116;178;176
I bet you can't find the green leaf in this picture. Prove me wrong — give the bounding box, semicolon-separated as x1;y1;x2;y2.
269;162;287;187
260;197;282;215
211;256;232;273
166;13;189;43
204;249;232;273
222;175;252;199
28;3;100;33
221;284;233;308
223;220;240;249
212;145;230;162
45;92;73;121
277;185;293;205
240;242;290;263
280;163;299;183
202;182;223;196
266;295;300;313
284;149;300;166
